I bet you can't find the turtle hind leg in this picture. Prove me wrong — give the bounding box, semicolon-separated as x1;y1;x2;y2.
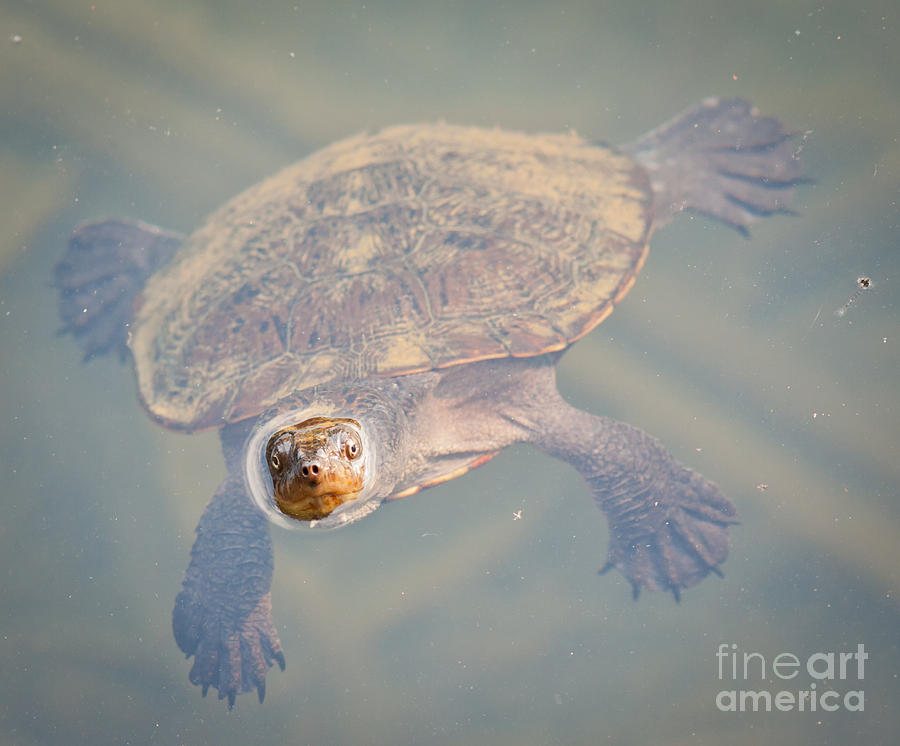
622;98;804;233
54;218;182;360
529;393;736;600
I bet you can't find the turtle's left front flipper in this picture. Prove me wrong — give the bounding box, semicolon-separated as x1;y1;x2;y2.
532;401;737;601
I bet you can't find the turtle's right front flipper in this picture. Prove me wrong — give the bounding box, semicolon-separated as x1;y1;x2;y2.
172;425;285;708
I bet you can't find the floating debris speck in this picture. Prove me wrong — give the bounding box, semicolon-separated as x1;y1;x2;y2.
834;275;873;317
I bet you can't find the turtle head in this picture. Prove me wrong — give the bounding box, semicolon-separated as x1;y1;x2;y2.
243;385;412;530
265;417;366;520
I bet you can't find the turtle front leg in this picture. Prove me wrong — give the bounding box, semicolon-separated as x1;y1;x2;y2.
172;428;285;707
528;392;736;600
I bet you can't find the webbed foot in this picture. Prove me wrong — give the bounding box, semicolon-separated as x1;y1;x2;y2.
173;460;284;708
596;466;736;601
173;588;285;708
55;219;182;360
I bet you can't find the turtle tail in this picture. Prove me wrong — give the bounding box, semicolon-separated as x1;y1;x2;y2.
621;98;805;235
54;218;183;360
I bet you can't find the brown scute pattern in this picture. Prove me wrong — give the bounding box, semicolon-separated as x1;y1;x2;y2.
131;124;652;429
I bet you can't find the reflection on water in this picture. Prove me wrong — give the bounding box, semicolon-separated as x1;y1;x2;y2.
2;1;898;744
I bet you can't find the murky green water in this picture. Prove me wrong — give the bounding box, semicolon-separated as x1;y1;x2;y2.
2;1;898;744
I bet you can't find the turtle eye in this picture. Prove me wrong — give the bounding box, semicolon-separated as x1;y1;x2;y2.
267;431;294;473
344;434;361;460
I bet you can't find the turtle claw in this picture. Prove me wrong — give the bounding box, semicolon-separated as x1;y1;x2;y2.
273;650;287;671
173;587;285;708
598;464;736;600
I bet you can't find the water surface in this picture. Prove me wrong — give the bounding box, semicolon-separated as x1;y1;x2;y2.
1;2;898;744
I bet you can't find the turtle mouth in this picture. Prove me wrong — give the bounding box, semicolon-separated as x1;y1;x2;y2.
273;479;362;521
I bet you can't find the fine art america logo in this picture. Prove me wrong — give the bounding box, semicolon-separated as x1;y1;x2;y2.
716;643;867;712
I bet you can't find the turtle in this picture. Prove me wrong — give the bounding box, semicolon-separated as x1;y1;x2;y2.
55;98;802;707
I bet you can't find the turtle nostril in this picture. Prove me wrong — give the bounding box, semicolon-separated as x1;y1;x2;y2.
310;463;319;475
300;462;320;479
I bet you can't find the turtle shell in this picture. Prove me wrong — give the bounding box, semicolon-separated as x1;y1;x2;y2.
132;123;653;430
